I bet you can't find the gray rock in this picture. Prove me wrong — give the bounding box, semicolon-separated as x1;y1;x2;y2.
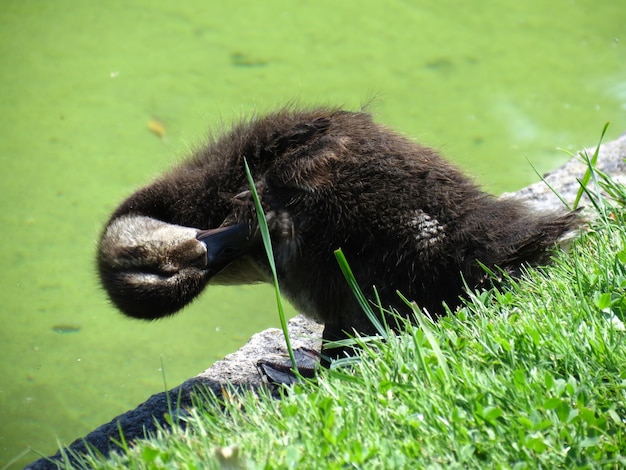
25;132;626;469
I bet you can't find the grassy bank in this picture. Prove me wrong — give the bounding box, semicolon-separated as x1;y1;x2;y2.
61;165;626;469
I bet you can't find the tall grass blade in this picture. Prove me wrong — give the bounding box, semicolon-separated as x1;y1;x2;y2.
575;177;604;215
243;159;299;374
573;122;609;210
527;158;571;210
334;248;388;339
397;291;451;386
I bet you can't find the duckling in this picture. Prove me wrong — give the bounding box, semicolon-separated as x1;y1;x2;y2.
97;107;580;365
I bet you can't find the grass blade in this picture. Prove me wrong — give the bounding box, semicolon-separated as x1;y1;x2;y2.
243;158;298;374
397;291;451;387
527;158;571;210
573;122;609;210
334;248;388;339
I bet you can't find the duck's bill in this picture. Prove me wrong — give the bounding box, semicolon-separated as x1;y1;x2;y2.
196;224;254;270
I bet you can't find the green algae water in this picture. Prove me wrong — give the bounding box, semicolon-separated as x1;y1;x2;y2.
1;1;624;467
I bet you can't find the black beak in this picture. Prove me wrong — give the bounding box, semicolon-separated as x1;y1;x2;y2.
196;224;254;270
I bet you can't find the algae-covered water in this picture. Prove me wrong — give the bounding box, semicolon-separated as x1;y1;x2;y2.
1;1;624;467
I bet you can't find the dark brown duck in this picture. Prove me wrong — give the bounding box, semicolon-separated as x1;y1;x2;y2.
97;107;579;363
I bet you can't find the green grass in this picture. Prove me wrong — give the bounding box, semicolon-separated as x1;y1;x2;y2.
57;154;626;469
243;158;299;375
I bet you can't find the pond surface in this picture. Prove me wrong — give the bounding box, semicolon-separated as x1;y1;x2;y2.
1;0;624;467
